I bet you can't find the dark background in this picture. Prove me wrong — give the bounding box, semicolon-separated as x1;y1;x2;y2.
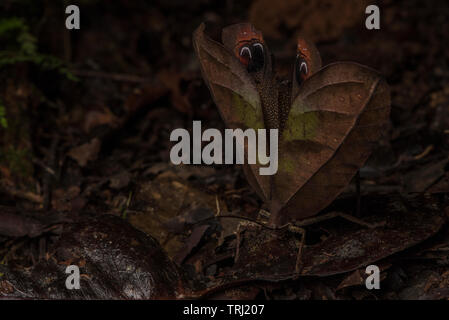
0;0;448;299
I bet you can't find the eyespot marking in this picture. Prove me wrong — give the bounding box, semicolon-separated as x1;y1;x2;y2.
300;62;308;74
240;46;252;58
253;43;264;51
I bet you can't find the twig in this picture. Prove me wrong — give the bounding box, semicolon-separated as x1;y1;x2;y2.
215;195;220;216
414;145;434;160
356;171;361;217
43;136;59;210
32;158;55;176
70;69;150;83
0;180;43;204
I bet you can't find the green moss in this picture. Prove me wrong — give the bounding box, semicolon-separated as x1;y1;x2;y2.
0;102;7;129
0;146;33;179
0;18;77;81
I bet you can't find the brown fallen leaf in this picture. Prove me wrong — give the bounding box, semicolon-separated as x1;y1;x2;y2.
158;70;195;116
0;210;46;237
164;207;214;234
109;171;131;190
403;157;449;193
67;138;101;167
336;269;365;291
249;0;368;42
0;214;183;299
174;224;210;265
52;186;81;211
427;172;449;194
83;109;119;133
183;194;446;298
0;280;15;295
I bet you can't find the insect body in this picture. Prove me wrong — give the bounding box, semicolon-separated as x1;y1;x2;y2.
193;23;391;227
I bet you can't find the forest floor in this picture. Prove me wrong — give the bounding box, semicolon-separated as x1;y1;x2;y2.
0;0;448;299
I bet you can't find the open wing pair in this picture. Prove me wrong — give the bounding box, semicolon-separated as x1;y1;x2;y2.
193;23;390;226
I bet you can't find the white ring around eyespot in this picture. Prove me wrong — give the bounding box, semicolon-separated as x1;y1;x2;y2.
300;61;308;74
240;46;252;58
253;43;264;52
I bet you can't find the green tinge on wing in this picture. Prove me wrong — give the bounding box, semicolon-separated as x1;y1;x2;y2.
232;92;264;130
282;110;319;142
278;154;296;174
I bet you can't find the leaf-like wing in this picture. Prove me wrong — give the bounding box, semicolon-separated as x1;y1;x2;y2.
271;62;390;224
193;23;270;200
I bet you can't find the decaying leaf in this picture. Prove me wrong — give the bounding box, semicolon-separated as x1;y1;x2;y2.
336;269;365;291
249;0;369;42
67;138;102;167
174;224;210;264
184;194;446;298
0;210;46;238
0;214;183;299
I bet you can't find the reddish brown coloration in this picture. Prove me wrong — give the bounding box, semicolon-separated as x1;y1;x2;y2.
280;38;322;133
194;23;272;201
271;63;390;225
222;23;279;130
296;38;322;79
222;23;264;68
194;23;391;227
292;37;322;99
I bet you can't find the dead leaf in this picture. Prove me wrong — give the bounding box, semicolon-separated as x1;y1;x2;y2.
83;109;119;133
403;157;449;192
427;172;449;193
164;207;214;234
109;171;131;190
185;194;446;298
174;224;210;264
249;0;368;42
0;209;46;237
52;186;81;211
68;138;101;167
0;280;14;295
336;269;364;291
158;70;194;115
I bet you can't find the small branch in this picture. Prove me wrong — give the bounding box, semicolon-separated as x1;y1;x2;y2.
43;136;59;210
0;180;43;204
70;69;150;83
